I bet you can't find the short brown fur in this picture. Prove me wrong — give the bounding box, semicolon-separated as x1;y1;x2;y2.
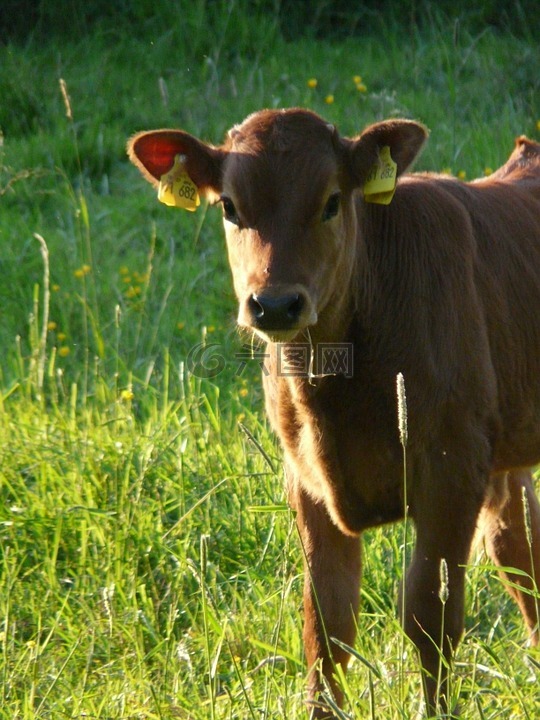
128;109;540;718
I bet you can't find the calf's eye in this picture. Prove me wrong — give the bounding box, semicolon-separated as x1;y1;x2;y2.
220;195;241;226
322;192;341;221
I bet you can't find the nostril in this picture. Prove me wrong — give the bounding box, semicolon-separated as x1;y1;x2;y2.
287;293;304;320
248;295;265;319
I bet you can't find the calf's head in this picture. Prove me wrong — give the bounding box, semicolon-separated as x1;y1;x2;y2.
128;109;427;342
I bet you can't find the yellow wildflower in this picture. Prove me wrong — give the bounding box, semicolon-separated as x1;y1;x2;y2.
458;170;467;180
307;78;317;88
47;321;57;331
484;167;493;176
353;75;362;84
58;346;70;357
120;389;134;402
125;286;141;298
324;94;334;104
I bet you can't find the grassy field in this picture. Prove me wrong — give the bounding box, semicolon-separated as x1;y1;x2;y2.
1;2;539;718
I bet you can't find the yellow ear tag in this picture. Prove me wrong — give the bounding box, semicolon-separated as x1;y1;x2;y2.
363;145;397;205
158;154;200;211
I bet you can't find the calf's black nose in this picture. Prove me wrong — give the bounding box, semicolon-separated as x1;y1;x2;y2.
248;292;305;329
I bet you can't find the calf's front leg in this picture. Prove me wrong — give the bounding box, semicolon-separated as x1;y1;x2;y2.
295;486;362;718
403;462;486;715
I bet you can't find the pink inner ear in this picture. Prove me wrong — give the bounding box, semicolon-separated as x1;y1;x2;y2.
132;132;189;180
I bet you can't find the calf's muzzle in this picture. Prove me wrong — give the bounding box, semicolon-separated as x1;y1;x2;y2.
248;291;305;330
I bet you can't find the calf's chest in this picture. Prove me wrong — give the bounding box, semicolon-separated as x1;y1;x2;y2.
267;371;406;535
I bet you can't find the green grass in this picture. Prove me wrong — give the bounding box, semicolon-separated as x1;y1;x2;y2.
1;3;539;718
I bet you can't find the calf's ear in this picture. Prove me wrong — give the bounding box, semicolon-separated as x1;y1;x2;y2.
127;129;225;196
345;119;429;185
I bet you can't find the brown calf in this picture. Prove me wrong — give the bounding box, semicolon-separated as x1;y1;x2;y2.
128;109;540;717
